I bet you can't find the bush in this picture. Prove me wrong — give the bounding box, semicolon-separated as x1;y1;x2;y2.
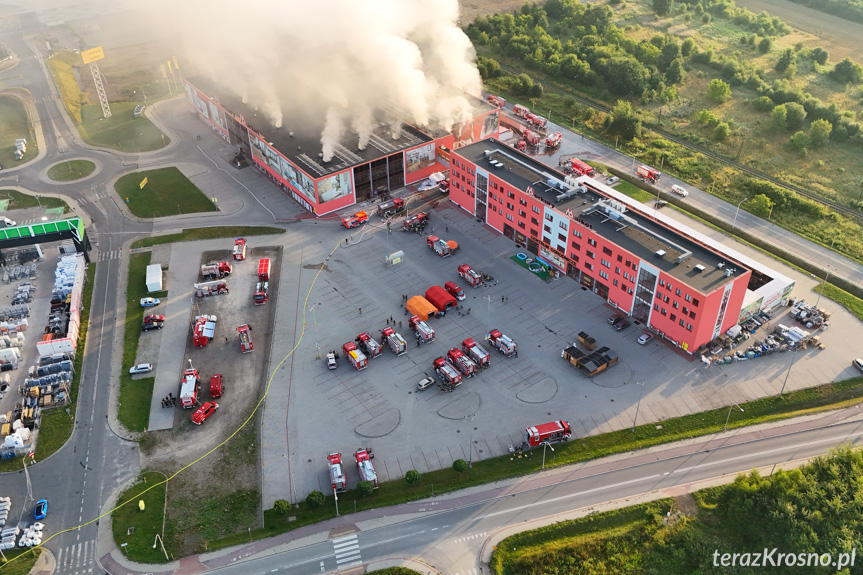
829;58;863;85
405;470;421;485
810;47;829;65
785;102;807;130
790;131;810;156
810;118;833;147
306;490;325;508
681;37;697;57
713;122;730;141
758;38;772;54
273;499;291;515
752;96;774;112
357;481;375;496
701;13;711;24
706;78;732;103
696;109;720;127
453;459;469;473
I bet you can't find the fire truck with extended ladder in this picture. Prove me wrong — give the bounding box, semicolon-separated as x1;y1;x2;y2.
192;315;216;347
238;324;254;353
487;329;517;357
356;332;383;359
457;263;483;287
194;279;229;297
233;238;247;261
328;453;347;492
433;357;462;390
462;337;490;369
380;327;407;355
254;258;270;305
342;341;368;370
408;315;435;344
447;348;477;378
523;420;572;448
179;363;201;408
355;448;378;488
545;132;562;148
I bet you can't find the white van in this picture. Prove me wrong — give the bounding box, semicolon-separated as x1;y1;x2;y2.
0;218;16;228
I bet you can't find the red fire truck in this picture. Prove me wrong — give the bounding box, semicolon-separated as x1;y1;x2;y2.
342;211;369;228
457;264;483;287
562;157;596;177
238;324;254;353
376;197;405;218
487;329;517;357
523;420;572;448
545;132;562;148
526;114;547;132
233;238;247;261
192;316;216;347
355;448;378;488
201;261;232;280
447;348;477;378
427;236;458;257
380;327;407;355
487;94;506;108
513;104;530;118
179;366;201;408
356;332;383;359
254;259;270;305
462;338;491;369
328;453;347;492
403;211;429;232
342;341;368;370
637;165;661;183
444;281;465;301
408;315;435;344
433;357;462;389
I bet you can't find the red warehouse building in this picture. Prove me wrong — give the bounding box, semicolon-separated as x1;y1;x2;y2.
449;139;793;353
183;77;500;216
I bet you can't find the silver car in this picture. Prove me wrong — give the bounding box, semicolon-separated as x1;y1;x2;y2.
129;363;153;374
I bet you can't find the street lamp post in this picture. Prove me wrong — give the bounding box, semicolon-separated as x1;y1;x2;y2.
541;441;554;470
334;487;339;517
309;302;321;357
732;197;749;228
814;267;832;309
723;403;744;432
466;414;476;467
631;381;645;432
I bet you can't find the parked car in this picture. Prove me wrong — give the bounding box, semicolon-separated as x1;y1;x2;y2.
140;297;160;307
129;363;153;374
417;376;435;391
853;358;863;373
191;402;219;425
34;500;47;520
670;184;689;197
608;315;624;326
605;176;620;186
654;200;668;209
143;314;165;323
613;320;631;332
637;333;655;345
141;321;164;331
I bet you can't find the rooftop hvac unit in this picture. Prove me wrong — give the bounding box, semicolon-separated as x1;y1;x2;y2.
717;262;725;269
655;250;667;257
494;161;504;168
483;150;493;158
694;264;706;273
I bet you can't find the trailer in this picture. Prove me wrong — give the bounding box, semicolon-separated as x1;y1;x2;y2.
238;324;254;353
257;259;271;281
376;197;405;218
380;327;407;356
194;279;229;297
427;236;458;257
356;332;383;359
425;285;458;312
328;453;347;492
487;329;517;357
447;348;477;378
462;338;490;369
355;448;378;488
192;316;216;347
201;262;232;280
408;315;435;344
457;264;483;287
179;367;201;408
233;238;247;261
342;341;368;370
433;357;462;389
523;420;572;448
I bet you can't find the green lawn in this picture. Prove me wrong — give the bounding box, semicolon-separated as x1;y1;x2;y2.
115;167;217;218
79;102;168;152
0;95;35;167
0;189;69;212
612;180;656;203
131;226;285;249
0;548;42;575
47;160;96;181
118;252;163;431
111;472;170;563
510;254;554;281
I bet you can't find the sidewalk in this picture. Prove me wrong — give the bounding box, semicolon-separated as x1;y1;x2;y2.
97;403;863;575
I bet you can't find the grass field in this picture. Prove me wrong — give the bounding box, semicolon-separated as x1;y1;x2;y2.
79;102;168;152
131;226;285;249
111;471;170;564
0;94;35;167
0;189;69;212
0;548;42;575
47;160;96;182
117;252;162;431
114;167;217;218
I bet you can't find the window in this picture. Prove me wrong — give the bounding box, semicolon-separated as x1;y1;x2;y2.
675;288;681;296
508;191;515;199
601;259;610;268
544;225;552;233
673;301;679;309
689;311;696;319
599;271;609;279
615;267;621;274
493;182;498;189
617;255;623;262
659;279;665;287
670;313;677;322
518;221;526;229
664;295;670;303
586;250;595;259
666;283;672;291
685;294;692;302
506;213;514;222
627;259;632;268
661;308;667;315
559;221;567;229
692;298;700;307
571;241;580;251
533;205;541;214
679;319;685;326
629;288;633;294
602;246;612;256
507;202;514;211
686;323;693;331
531;217;539;225
615;279;620;287
585;262;593;271
573;230;582;238
682;307;688;315
545;213;554;222
543;236;551;244
654;303;659;311
588;238;597;247
558;233;566;242
520;198;527;206
530;229;538;237
519;210;526;217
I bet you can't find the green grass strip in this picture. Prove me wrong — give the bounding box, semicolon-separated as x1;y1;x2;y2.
114;167;216;218
131;226;285;249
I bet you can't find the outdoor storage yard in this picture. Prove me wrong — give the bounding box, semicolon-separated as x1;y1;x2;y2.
258;199;863;507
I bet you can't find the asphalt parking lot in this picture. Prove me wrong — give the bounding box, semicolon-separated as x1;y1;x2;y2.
258;198;862;506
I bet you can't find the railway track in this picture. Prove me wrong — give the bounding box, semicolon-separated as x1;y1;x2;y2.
498;63;863;222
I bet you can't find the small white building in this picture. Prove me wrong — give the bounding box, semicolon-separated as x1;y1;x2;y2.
145;264;163;293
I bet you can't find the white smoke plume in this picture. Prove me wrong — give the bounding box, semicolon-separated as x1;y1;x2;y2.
146;0;482;160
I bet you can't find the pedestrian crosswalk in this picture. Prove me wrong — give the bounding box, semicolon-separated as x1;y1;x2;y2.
55;538;95;575
450;532;486;544
449;569;478;575
77;191;109;205
97;249;122;261
332;533;362;570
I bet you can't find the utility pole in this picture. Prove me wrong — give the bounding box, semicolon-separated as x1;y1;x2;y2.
631;381;645;432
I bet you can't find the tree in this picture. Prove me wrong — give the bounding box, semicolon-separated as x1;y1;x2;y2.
559;54;589;81
357;481;374;496
784;102;807;130
405;469;421;484
529;82;544;98
810;118;833;147
713;122;730;141
828;58;863;85
606;100;642;141
652;0;674;16
681;38;697;57
515;73;534;95
748;194;774;217
771;104;788;131
606;57;650;96
274;499;291;515
664;58;686;85
775;49;796;74
658;42;682;72
790;131;810;156
306;490;325;508
810;47;829;65
696;109;720;127
752;96;774;112
453;459;468;473
758;38;772;54
660;87;678;104
706;78;732;104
